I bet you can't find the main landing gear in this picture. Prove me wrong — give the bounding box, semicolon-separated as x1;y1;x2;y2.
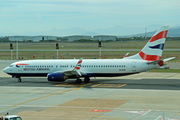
76;78;82;84
84;77;90;83
75;77;90;84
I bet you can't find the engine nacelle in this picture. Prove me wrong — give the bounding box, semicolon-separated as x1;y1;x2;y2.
47;73;67;81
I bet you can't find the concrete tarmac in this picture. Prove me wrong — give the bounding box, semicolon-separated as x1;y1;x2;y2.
0;60;180;120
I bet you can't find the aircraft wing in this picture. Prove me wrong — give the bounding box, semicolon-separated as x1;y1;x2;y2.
54;58;86;77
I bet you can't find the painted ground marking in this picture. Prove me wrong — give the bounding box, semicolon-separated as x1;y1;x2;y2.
0;83;90;111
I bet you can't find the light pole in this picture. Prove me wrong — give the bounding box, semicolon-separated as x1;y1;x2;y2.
56;43;59;59
10;43;13;60
98;37;101;59
16;38;18;59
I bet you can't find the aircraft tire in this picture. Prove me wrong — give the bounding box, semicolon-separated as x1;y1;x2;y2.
84;77;90;82
18;78;21;82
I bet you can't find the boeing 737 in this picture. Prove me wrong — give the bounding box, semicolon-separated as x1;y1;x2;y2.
3;26;175;83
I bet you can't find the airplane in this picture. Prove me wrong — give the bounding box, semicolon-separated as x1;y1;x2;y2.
3;26;175;83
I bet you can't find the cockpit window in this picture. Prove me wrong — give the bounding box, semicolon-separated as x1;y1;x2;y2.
9;65;14;67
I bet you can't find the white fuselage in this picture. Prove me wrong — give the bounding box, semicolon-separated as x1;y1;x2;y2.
3;59;158;78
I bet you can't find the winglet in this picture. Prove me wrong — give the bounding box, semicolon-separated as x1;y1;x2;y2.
123;52;129;58
75;58;83;70
73;58;83;76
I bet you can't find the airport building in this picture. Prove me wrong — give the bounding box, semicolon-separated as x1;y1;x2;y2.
93;35;117;41
68;35;92;41
8;36;57;42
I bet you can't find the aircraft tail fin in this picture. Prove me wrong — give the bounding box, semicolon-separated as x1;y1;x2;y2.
124;26;169;61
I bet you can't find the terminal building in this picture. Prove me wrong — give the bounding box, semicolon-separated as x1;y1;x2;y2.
8;36;57;42
68;35;92;41
93;35;117;41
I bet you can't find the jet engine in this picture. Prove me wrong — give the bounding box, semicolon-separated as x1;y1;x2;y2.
47;73;67;81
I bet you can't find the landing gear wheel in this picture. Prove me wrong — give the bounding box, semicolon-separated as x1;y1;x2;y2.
84;77;90;83
18;78;21;82
76;78;82;84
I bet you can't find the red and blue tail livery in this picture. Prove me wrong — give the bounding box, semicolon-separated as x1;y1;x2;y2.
125;26;169;61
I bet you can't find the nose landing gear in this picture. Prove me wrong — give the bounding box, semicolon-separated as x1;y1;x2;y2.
12;76;22;82
18;78;21;82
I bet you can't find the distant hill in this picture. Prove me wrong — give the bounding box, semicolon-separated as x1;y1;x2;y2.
119;26;180;38
1;25;180;37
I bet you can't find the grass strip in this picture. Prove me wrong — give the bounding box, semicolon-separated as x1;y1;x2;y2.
150;69;180;73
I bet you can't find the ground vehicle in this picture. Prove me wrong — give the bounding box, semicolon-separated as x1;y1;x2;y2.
0;115;22;120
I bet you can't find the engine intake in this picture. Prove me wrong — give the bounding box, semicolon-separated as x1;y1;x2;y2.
47;73;67;81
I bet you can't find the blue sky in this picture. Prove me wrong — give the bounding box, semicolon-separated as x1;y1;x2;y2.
0;0;180;35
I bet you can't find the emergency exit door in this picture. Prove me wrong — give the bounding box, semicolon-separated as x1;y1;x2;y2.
132;62;136;71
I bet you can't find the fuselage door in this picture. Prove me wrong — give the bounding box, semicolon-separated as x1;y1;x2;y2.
132;62;136;71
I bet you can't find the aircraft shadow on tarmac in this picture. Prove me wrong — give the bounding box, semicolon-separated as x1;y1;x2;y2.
1;77;180;90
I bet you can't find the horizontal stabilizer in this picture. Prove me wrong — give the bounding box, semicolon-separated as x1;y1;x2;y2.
147;60;162;65
163;57;176;62
147;57;176;66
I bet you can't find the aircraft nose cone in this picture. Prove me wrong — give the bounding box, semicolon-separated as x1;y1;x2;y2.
3;67;8;73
